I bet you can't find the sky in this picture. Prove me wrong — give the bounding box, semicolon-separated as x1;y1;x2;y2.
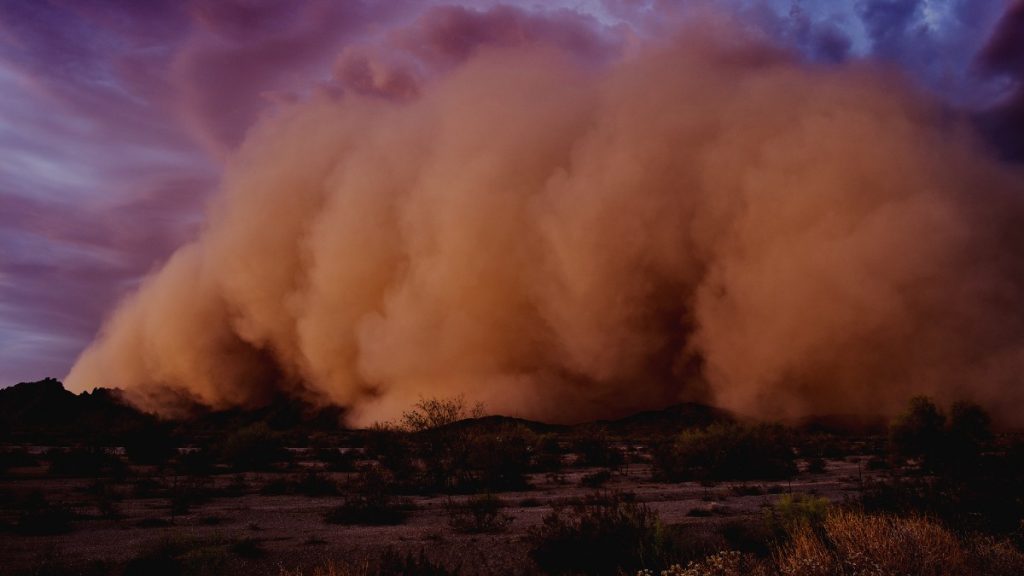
0;0;1022;388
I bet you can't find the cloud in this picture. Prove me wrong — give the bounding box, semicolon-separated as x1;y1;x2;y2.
67;15;1024;426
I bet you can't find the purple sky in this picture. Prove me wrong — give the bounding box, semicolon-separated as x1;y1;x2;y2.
1;0;1022;386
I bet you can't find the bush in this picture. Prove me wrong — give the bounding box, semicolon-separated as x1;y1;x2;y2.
314;447;358;472
581;469;612;488
946;401;993;471
890;396;947;469
124;424;177;465
176;448;216;476
570;426;623;469
889;397;994;474
47;446;124;478
325;495;412;526
261;471;339;496
534;435;565;472
530;491;669;575
363;425;416;486
15;492;75;535
220;423;289;471
463;423;535;491
640;551;768;576
280;550;460;576
654;423;796;482
446;493;513;533
763;494;829;539
325;477;414;527
168;476;213;516
401;395;482;432
123;536;232;576
0;448;38;474
775;511;1024;576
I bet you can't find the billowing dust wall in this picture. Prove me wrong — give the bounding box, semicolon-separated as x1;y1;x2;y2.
67;27;1024;426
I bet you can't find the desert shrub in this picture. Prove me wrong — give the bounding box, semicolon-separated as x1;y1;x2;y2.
377;550;460;576
570;426;623;469
325;494;412;525
719;519;774;556
88;478;125;519
14;491;75;535
363;424;416;485
415;422;536;493
220;423;289;471
123;536;231;576
654;423;796;482
534;435;565;472
401;395;482;432
964;536;1024;576
280;551;460;576
446;493;513;533
229;536;266;559
763;494;829;541
133;476;167;498
890;396;947;468
314;447;358;472
774;510;1024;576
47;446;124;477
261;471;339;496
168;476;213;515
803;457;826;474
581;469;612;488
889;397;994;474
0;447;37;474
464;423;535;491
530;491;669;575
862;471;1024;537
176;448;216;476
730;484;766;496
124;424;177;465
946;401;993;471
639;551;769;576
325;469;414;526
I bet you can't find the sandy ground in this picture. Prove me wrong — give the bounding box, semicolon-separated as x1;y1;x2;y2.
0;451;875;575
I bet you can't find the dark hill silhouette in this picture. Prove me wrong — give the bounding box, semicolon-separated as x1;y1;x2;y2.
2;378;734;444
424;414;569;437
598;402;734;437
0;378;155;443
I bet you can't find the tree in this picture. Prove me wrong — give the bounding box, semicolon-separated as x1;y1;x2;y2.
890;396;946;470
400;395;483;432
946;401;993;471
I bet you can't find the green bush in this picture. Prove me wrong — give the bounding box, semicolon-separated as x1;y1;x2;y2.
763;493;830;540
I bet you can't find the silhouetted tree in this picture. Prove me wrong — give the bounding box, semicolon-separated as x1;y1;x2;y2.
890;396;946;470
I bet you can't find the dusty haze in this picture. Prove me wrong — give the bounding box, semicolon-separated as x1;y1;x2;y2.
66;16;1024;426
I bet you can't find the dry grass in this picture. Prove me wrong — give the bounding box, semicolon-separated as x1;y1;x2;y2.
279;561;371;576
776;510;1024;576
640;511;1024;576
